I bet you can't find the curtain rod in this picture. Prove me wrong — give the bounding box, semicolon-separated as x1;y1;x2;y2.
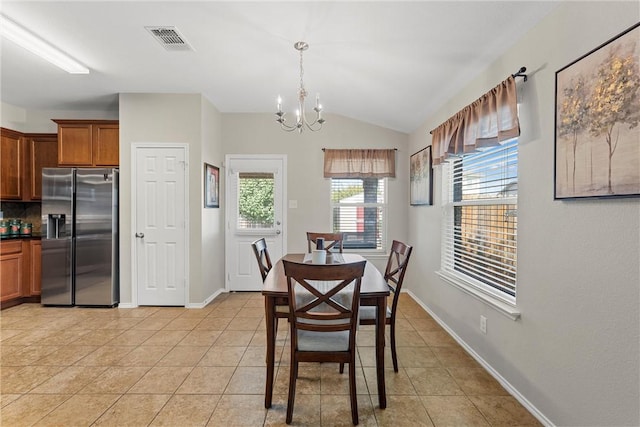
428;67;527;134
322;148;397;151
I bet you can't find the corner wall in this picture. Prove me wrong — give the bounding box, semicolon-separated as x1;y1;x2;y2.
407;2;640;425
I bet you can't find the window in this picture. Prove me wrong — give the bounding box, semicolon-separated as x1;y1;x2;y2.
330;178;386;251
441;138;518;301
237;172;274;229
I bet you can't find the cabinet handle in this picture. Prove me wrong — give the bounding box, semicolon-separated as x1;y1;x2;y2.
135;233;144;238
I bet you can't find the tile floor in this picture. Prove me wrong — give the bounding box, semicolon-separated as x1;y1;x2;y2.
0;293;541;426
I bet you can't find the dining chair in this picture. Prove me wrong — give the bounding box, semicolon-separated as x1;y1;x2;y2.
251;238;288;328
283;259;366;425
340;240;413;373
306;232;345;253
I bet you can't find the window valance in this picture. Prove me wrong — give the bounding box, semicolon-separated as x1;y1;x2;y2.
431;76;520;165
323;149;396;178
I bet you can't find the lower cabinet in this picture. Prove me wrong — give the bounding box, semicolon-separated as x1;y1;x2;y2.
0;238;42;309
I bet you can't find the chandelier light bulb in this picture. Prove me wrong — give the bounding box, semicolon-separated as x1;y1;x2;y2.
275;41;325;133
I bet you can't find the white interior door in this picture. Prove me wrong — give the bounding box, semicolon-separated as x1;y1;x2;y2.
134;146;187;306
225;155;286;291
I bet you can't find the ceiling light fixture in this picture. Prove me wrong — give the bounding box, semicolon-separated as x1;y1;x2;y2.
0;14;89;74
276;41;324;133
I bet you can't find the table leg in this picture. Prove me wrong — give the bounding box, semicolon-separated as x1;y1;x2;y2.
376;295;387;409
264;296;276;409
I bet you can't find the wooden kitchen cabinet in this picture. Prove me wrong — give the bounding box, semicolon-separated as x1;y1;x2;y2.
1;128;23;200
24;133;58;200
0;241;24;304
28;240;42;297
54;120;119;167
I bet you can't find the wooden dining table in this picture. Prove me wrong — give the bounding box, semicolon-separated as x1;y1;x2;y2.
262;253;390;409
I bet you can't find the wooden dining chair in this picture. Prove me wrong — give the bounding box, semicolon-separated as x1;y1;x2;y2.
251;238;288;329
306;232;345;253
340;240;413;373
283;259;366;425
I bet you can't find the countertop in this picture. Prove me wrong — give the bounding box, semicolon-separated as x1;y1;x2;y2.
0;233;42;240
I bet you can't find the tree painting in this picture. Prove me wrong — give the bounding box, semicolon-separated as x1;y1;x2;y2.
555;23;640;198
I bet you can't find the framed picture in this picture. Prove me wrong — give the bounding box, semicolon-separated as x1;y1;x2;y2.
410;146;433;205
204;163;219;208
554;22;640;199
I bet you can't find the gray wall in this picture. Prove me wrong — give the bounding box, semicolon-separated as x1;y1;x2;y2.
407;2;640;425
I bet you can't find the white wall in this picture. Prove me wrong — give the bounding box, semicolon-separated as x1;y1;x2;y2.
1;101;117;133
119;93;224;306
407;2;640;425
221;113;410;271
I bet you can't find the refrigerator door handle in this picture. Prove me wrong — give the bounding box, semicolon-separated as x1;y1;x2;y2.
135;232;145;238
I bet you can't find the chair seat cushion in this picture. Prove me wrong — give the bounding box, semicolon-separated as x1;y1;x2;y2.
297;330;349;352
275;305;289;313
359;306;392;321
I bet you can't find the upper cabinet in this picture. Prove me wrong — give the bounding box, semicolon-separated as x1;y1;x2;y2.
0;128;23;200
24;134;58;200
54;120;119;167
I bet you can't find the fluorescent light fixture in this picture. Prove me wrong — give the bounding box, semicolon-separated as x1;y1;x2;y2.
0;13;89;74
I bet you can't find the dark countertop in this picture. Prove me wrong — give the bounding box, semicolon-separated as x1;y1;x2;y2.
0;233;42;240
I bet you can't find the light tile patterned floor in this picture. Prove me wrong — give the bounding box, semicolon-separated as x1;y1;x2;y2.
0;293;541;426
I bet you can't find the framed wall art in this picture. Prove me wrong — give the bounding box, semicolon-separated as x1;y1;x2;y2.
204;163;219;208
410;145;433;205
554;22;640;199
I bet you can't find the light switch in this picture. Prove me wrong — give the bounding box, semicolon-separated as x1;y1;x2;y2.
288;200;298;209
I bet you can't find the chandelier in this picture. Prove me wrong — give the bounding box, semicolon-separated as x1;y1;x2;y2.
276;41;325;133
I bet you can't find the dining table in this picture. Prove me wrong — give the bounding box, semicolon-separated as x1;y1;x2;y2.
262;253;390;409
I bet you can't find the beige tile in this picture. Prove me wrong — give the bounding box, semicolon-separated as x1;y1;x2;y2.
1;365;66;394
421;395;490;426
115;345;172;366
99;317;144;330
131;317;173;330
418;330;458;347
395;330;428;346
199;346;247;366
110;329;157;345
227;316;262;331
31;366;108;394
1;345;61;366
176;366;235;394
407;317;443;332
405;367;465;396
93;394;171;426
320;363;368;396
207;394;267;427
397;346;441;368
274;364;321;395
0;393;71;426
163;316;204;330
239;345;269;367
0;393;22;408
320;393;377;426
80;366;150;394
195;317;233;330
35;345;99;366
150;394;220;426
37;328;92;345
70;329;124;345
149;307;185;318
208;308;242;318
75;345;135;366
128;366;192;394
226;366;266;394
356;345;394;369
215;330;255;346
469;395;542;426
0;328;22;342
33;393;120;427
431;347;480;368
142;329;190;346
157;345;209;367
235;307;265;318
448;367;509;396
265;393;321;426
363;367;416;396
373;394;434;426
178;329;222;346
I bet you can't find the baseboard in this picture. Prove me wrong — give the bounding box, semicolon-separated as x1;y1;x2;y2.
404;290;554;427
186;288;226;309
117;302;136;309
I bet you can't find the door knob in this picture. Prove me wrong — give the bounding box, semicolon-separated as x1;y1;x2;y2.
135;232;145;238
275;230;281;235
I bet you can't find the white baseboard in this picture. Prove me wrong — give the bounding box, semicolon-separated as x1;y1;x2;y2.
186;288;226;309
117;303;136;309
404;290;553;427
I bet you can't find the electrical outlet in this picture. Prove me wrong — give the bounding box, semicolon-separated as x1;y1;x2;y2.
480;315;487;334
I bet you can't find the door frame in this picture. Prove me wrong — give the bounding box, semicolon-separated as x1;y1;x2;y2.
130;143;189;307
224;154;287;291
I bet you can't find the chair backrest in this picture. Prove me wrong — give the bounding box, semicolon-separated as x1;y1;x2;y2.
251;238;273;282
283;260;365;341
306;232;345;253
385;240;413;314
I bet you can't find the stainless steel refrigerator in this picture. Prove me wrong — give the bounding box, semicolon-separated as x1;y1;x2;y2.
41;168;119;307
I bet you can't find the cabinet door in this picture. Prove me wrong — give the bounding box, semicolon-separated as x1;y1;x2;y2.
29;240;42;296
1;241;23;302
93;124;119;166
58;124;93;166
28;135;58;200
0;129;22;199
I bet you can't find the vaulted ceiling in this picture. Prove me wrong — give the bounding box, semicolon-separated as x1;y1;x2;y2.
1;1;558;133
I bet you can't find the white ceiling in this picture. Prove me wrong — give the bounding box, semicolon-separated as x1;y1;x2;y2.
1;1;558;133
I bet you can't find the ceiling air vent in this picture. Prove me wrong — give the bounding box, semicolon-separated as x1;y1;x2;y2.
145;26;194;51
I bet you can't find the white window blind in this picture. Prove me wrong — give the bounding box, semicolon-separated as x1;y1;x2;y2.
442;138;518;299
330;178;386;251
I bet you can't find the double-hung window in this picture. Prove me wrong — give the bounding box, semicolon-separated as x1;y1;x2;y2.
330;178;386;251
441;138;518;303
